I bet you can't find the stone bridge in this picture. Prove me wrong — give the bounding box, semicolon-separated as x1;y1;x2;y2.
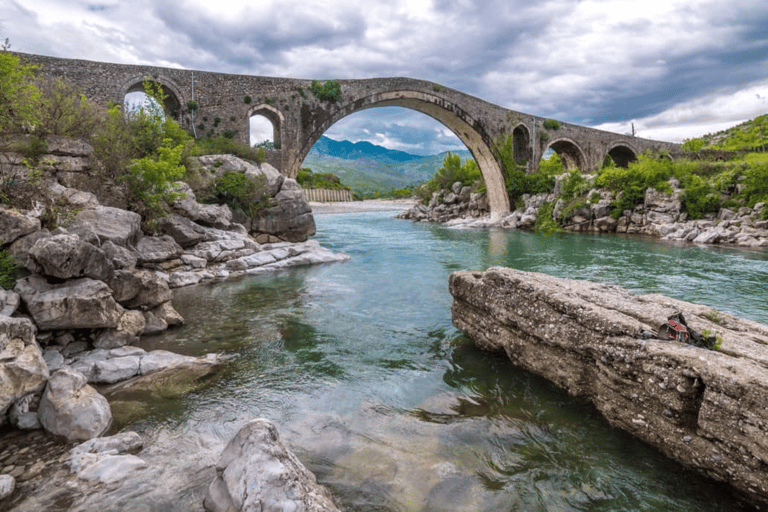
17;52;682;216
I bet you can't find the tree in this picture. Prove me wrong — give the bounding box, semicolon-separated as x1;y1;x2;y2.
0;52;41;134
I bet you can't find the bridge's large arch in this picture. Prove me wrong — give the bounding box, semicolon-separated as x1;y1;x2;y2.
547;138;587;172
606;143;638;168
298;90;510;216
118;75;184;119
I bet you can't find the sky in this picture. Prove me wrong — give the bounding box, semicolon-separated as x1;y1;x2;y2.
3;0;768;156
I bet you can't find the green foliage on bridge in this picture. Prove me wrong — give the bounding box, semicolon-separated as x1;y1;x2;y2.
309;80;342;103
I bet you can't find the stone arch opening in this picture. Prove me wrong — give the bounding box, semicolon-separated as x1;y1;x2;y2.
606;144;638;168
119;75;183;120
513;124;531;165
297;89;510;217
249;104;283;149
546;138;587;172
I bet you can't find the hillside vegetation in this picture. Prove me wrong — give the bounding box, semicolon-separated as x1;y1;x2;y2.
303;136;472;197
0;50;274;229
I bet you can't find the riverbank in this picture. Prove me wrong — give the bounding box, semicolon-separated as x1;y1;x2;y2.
398;177;768;250
309;199;417;214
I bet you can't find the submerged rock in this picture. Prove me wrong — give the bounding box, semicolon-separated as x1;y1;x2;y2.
450;267;768;508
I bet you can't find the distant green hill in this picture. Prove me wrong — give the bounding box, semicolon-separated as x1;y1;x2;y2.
303;136;472;196
695;113;768;151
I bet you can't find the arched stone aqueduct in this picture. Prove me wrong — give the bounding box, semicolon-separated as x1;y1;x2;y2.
18;53;682;217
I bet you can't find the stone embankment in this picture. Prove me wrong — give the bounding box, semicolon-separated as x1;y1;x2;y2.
0;137;350;508
450;267;768;508
399;176;768;249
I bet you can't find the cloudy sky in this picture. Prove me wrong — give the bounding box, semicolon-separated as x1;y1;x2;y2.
4;0;768;155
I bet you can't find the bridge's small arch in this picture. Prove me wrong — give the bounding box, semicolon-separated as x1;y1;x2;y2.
513;124;531;165
606;143;638;168
249;104;283;148
546;138;587;172
298;89;510;217
118;75;184;120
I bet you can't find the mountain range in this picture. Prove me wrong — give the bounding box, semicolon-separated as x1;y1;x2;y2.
302;136;472;196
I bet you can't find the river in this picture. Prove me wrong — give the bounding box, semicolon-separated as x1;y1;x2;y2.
33;211;768;511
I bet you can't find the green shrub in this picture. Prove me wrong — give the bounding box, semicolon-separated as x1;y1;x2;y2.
543;119;560;130
681;174;721;219
309;80;342;103
14;136;47;163
561;169;590;200
296;167;351;190
740;162;768;207
595;152;674;216
126;138;186;219
0;52;41;134
37;77;101;139
91;103;135;178
0;245;21;289
494;135;555;203
193;136;265;164
534;201;561;233
186;99;199;111
206;171;269;216
681;137;705;152
243;95;252;104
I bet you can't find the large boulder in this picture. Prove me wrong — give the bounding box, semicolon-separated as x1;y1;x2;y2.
199;155;285;196
204;418;341;512
196;156;315;242
0;316;49;416
135;234;183;264
157;213;206;248
173;183;232;229
69;206;142;248
16;276;124;330
0;208;40;246
252;178;316;242
38;367;111;442
450;267;768;508
27;233;114;281
93;310;146;349
106;269;172;309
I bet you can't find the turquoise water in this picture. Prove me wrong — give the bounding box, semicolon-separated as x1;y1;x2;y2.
54;212;768;511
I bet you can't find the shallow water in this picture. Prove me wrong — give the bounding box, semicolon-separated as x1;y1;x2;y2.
20;212;768;511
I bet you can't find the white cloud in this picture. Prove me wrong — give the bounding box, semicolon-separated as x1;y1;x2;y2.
595;79;768;141
3;0;768;152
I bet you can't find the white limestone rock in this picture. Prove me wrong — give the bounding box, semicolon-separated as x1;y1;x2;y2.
38;367;111;442
204;419;341;512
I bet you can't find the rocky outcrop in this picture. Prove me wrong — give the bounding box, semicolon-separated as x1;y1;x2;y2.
397;181;489;223
449;267;768;508
204;419;342;512
400;175;768;250
0;136;348;449
198;155;316;242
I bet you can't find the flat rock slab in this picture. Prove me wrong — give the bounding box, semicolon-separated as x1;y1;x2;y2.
449;266;768;508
